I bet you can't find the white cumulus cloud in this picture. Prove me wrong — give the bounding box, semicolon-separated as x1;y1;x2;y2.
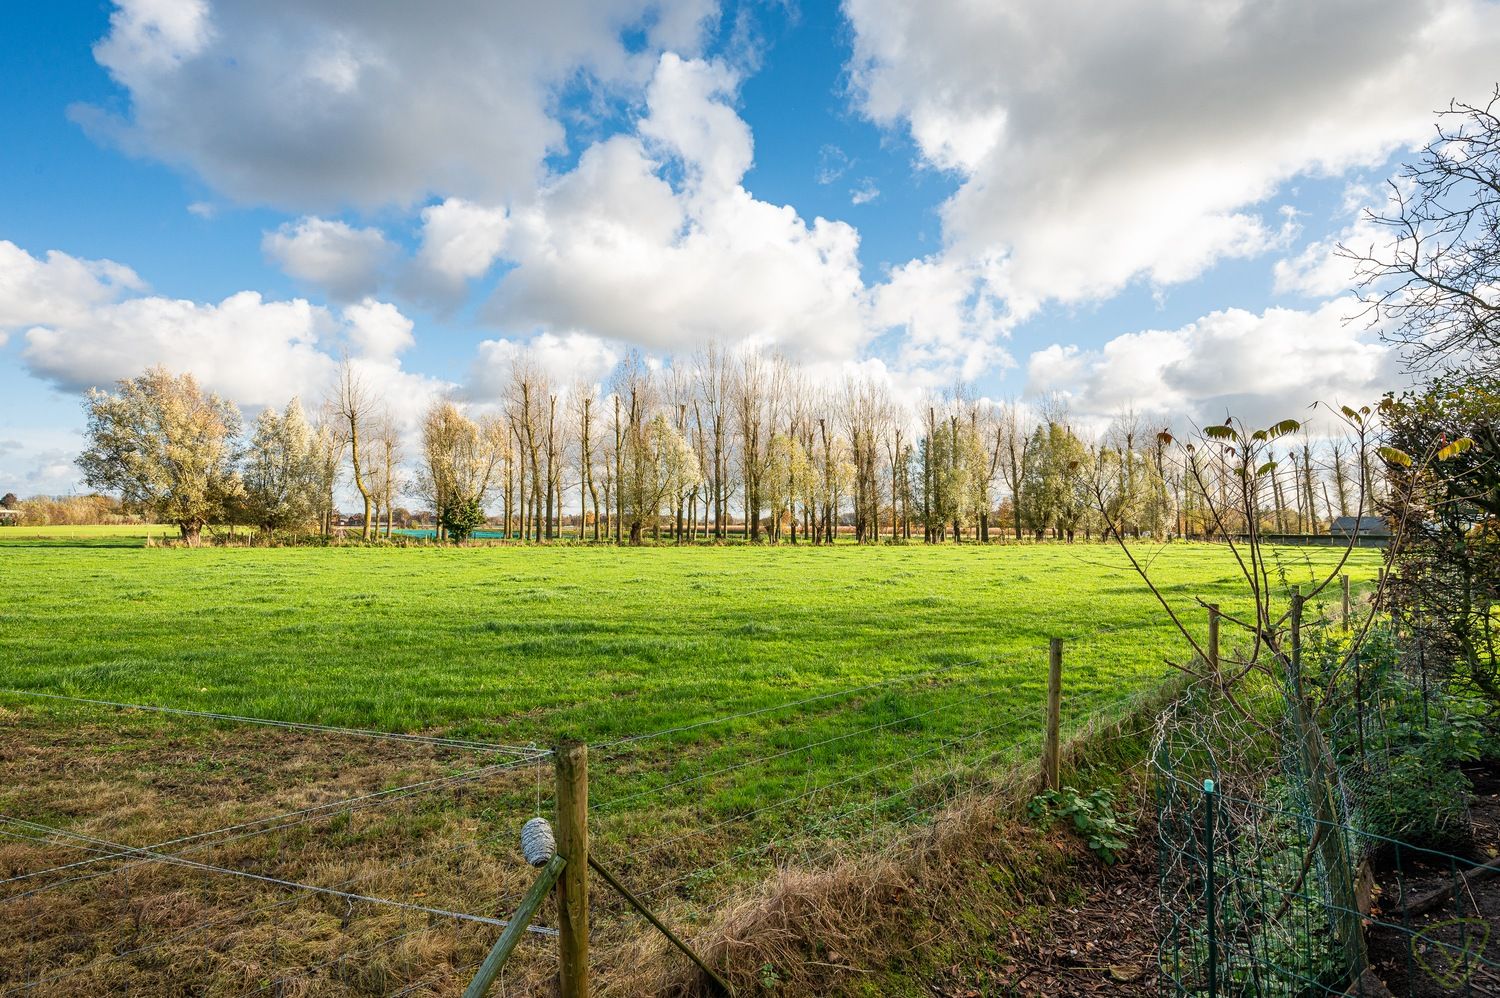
844;0;1500;317
489;54;872;362
342;298;415;360
3;241;447;427
262;217;396;302
0;240;143;343
415;198;510;290
1024;298;1403;432
467;332;624;400
75;0;715;211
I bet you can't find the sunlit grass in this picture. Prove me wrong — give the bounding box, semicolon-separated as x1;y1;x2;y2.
0;538;1378;839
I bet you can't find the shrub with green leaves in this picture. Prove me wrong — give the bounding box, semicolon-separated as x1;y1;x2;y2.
438;496;486;542
1027;786;1135;864
1358;757;1472;852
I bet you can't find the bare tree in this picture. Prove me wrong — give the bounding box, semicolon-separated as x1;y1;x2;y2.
1328;441;1353;520
330;357;378;540
691;343;732;540
374;411;403;537
573;379;600;542
505;354;549;543
1341;88;1500;372
841;377;885;543
612;351;655;543
995;399;1033;541
733;352;771;541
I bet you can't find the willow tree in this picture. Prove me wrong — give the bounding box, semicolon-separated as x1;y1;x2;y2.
416;400;507;542
241;397;319;536
620;412;702;544
77;367;242;545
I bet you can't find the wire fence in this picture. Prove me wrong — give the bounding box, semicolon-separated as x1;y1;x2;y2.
1154;611;1500;997
0;648;1172;996
0;694;561;998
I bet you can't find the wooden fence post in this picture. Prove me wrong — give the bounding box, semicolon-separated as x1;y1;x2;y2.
1341;574;1351;630
1043;638;1062;791
1284;586;1367;980
463;853;566;998
556;742;589;998
1290;587;1304;699
1207;604;1221;681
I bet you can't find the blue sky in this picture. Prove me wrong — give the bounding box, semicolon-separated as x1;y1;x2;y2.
2;0;1497;494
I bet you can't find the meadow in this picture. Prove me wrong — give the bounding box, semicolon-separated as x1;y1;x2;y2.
0;527;1381;994
0;526;1382;812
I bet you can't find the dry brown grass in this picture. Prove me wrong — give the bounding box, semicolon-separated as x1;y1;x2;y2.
1;685;1168;997
0;706;563;997
598;693;1168;997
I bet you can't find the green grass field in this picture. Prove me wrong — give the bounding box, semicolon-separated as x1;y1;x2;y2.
1;528;1379;816
0;526;1377;735
0;529;1381;992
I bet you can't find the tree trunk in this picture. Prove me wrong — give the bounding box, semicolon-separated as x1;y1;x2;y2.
614;396;624;545
351;429;373;541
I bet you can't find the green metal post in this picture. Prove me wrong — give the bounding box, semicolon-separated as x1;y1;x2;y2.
1203;778;1218;998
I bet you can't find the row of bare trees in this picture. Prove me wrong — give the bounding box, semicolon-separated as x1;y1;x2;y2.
396;349;1386;545
75;351;1389;545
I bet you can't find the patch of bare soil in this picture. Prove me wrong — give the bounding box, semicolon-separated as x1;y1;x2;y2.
1366;761;1500;997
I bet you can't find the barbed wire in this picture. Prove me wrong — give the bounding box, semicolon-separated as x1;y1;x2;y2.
616;702;1050;871
383;955;488;998
3;648;1177;995
636;683;1172;907
595;679;1030;814
0;819;556;997
634;707;1051;902
1;816;557;935
246;877;555;998
1;817;533;994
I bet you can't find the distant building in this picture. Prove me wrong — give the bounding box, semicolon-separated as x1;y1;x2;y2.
0;509;18;524
1329;516;1391;539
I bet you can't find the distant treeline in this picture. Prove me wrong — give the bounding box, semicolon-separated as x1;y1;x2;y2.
66;356;1385;546
0;493;139;527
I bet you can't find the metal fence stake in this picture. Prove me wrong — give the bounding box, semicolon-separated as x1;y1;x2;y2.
1043;639;1063;790
1203;778;1218;998
588;856;734;995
